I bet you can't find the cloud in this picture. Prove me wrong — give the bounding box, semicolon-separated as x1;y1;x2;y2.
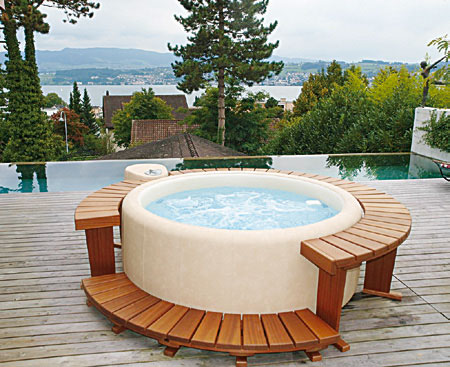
29;0;449;63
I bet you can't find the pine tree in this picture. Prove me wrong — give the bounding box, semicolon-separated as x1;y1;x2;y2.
169;0;283;145
80;88;99;135
1;5;62;162
0;1;99;162
71;82;82;115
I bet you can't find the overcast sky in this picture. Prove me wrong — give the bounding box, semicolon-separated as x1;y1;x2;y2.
31;0;449;63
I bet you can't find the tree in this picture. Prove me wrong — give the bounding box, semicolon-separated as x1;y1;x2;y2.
43;92;66;108
51;107;88;148
293;60;346;117
0;1;99;162
186;87;271;154
1;6;62;162
169;0;283;145
112;88;173;147
80;88;98;135
69;81;82;115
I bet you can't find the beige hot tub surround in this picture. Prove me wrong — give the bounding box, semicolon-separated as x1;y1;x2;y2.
74;168;412;367
122;171;363;314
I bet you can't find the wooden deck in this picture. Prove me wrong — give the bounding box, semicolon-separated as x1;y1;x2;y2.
0;178;449;366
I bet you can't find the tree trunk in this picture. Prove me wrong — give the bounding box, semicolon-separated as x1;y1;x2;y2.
218;67;226;146
217;2;226;146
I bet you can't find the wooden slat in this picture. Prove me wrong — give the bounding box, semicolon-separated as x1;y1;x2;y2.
364;213;412;226
353;222;408;239
359;218;410;232
243;314;268;351
148;305;189;338
82;273;126;287
168;309;205;344
102;289;148;313
333;231;387;255
128;301;174;333
279;311;319;348
191;312;222;348
301;238;356;274
115;295;160;322
216;314;241;350
86;278;131;295
261;314;294;350
296;309;338;344
345;227;398;247
321;235;373;262
93;284;138;304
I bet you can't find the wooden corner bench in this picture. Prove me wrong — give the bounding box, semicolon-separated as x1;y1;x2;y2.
74;168;411;366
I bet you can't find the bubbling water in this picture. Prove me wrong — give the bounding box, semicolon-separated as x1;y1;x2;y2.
146;186;338;230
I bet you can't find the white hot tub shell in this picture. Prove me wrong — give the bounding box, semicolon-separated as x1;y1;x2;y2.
122;171;363;314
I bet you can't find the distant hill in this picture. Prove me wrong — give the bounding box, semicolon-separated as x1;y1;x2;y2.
0;48;179;71
0;47;316;71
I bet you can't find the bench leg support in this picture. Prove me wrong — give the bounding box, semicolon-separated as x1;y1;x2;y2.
112;324;126;334
363;249;402;301
163;346;180;358
334;338;350;352
235;356;248;367
316;268;347;331
85;227;116;277
305;350;322;362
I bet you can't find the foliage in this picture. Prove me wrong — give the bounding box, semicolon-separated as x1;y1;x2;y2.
0;0;98;162
266;66;439;156
112;88;173;147
169;0;283;145
186;87;274;154
1;9;63;163
69;81;82;115
427;34;449;84
43;92;66;108
80;88;99;134
419;112;450;153
51;107;88;148
292;61;347;117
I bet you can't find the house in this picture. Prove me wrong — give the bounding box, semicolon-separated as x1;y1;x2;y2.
102;92;190;130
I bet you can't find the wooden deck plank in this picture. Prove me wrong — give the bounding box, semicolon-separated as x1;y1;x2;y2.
242;314;268;351
0;178;449;366
216;314;241;350
167;308;205;344
279;311;319;348
191;312;222;348
295;309;339;344
261;314;294;350
147;304;189;338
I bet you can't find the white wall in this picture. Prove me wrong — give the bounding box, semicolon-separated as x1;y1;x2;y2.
411;107;450;162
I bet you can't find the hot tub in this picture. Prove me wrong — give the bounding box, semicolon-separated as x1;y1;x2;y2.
122;171;363;314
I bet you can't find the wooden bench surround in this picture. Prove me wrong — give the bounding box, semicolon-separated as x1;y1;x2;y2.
74;168;411;366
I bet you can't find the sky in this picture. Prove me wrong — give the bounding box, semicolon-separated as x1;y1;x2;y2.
30;0;450;63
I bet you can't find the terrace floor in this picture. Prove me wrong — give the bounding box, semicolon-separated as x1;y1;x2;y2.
0;178;449;366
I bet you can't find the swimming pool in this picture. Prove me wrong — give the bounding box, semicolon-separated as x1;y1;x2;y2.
0;153;442;194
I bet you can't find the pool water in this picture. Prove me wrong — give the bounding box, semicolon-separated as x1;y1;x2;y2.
146;186;338;230
0;153;443;193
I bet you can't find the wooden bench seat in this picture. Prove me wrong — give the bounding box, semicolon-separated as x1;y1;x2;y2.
74;168;411;366
82;273;344;366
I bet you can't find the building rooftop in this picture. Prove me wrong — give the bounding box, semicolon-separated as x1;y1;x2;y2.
100;133;244;159
103;93;190;128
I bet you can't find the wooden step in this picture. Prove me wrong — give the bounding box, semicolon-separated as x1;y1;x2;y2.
82;273;341;356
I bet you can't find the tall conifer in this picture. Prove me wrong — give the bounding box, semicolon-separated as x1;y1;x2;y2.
80;88;98;135
169;0;283;145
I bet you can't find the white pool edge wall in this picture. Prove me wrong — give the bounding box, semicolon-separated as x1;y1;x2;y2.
122;172;363;314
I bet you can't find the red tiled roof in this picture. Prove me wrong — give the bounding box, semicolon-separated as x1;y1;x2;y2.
131;119;199;145
103;94;190;128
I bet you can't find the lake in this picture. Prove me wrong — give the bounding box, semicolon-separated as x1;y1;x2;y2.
41;85;302;107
